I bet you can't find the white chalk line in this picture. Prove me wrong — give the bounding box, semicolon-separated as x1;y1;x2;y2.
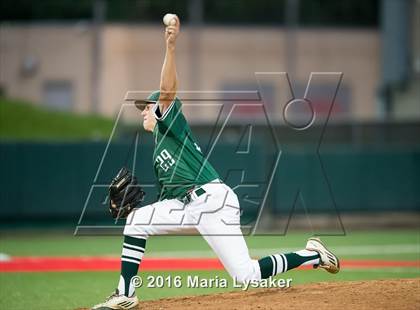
1;244;418;260
145;244;420;258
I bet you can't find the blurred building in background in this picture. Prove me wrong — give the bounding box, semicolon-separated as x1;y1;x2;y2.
1;0;418;122
0;25;380;121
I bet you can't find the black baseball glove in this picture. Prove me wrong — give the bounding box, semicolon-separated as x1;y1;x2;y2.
108;167;145;219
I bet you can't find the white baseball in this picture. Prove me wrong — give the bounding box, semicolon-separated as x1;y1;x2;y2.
163;13;176;26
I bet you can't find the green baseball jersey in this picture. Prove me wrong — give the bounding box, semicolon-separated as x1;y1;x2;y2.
152;97;219;200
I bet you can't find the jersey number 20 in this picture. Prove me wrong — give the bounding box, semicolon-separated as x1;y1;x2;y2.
156;149;175;172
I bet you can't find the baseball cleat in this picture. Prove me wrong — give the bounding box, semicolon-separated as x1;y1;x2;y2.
306;237;340;274
91;289;139;310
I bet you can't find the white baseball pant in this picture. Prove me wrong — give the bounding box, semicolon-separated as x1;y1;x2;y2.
124;180;262;284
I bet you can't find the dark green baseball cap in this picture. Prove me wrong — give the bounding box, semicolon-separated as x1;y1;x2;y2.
134;90;160;111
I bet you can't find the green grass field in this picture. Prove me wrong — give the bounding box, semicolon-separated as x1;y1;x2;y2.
0;97;114;140
0;230;419;310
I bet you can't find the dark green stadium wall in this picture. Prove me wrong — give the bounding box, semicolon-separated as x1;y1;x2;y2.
0;141;419;222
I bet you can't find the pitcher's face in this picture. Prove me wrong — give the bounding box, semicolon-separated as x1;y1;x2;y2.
141;104;156;132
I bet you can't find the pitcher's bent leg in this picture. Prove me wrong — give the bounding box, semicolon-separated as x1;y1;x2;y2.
203;230;262;284
119;199;195;296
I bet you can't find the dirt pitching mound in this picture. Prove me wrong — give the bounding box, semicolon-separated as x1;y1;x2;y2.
79;278;420;310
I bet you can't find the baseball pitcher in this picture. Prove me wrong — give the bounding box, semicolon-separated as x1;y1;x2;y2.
92;14;340;310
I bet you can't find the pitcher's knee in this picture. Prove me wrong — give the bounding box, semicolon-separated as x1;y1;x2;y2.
229;260;261;284
123;212;151;238
122;206;154;238
123;223;150;239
